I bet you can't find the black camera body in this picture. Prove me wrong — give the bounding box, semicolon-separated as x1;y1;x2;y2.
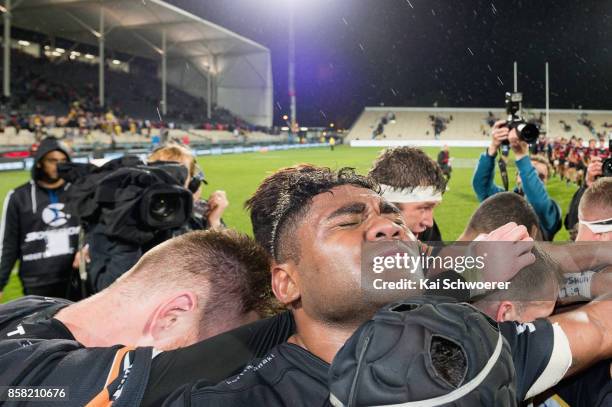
59;157;193;245
602;137;612;178
503;92;539;144
58;157;194;293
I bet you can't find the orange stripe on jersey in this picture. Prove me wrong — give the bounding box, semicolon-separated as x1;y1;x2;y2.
85;347;134;407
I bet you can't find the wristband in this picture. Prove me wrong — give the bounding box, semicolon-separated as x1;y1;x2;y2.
559;271;595;299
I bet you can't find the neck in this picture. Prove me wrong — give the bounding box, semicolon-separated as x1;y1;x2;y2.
54;289;145;347
37;179;65;189
288;313;361;364
202;310;261;339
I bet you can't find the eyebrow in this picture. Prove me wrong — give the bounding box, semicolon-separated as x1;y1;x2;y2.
326;202;367;220
380;201;401;215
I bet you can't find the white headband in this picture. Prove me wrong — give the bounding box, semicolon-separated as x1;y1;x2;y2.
379;185;443;203
579;217;612;234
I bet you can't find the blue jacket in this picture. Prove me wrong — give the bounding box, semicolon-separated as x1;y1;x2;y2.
472;152;561;240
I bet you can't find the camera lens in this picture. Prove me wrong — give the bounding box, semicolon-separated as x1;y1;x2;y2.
516;123;539;144
149;194;179;221
603;158;612;178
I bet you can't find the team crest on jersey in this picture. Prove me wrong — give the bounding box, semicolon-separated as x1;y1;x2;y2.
42;203;70;227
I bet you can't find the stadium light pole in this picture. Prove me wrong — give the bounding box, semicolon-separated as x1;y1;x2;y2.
98;6;105;108
513;61;517;92
288;0;297;136
161;29;167;116
545;62;549;136
206;64;212;120
3;0;11;98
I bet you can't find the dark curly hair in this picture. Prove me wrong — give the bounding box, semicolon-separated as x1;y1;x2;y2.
245;164;379;263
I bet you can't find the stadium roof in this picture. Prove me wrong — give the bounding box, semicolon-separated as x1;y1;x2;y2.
7;0;274;126
10;0;269;60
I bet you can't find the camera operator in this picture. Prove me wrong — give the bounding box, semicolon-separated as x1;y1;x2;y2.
0;137;80;301
472;120;562;240
72;145;229;294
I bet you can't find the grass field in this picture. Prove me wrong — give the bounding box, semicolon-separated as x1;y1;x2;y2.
0;145;578;303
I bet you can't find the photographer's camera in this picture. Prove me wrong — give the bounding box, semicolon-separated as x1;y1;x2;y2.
503;91;539;144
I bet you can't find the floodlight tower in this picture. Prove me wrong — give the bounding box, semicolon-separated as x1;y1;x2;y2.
288;0;297;135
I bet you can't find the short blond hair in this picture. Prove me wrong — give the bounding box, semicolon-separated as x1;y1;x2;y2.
119;229;276;319
149;144;197;178
579;177;612;217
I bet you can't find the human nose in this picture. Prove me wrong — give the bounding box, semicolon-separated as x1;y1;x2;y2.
365;217;406;242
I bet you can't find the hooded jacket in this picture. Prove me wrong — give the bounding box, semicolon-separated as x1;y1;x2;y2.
0;138;80;291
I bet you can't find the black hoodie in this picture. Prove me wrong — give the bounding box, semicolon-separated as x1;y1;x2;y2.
0;138;80;291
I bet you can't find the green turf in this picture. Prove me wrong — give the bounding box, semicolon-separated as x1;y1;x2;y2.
0;145;578;303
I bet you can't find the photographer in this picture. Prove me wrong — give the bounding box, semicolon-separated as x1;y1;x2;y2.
472;120;562;240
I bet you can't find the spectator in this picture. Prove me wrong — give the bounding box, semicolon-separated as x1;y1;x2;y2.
369;146;446;241
329;136;335;151
472;120;562;240
437;144;452;184
0;137;80;300
485;111;498;127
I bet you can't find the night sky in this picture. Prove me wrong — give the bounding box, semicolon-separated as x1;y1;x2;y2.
169;0;612;127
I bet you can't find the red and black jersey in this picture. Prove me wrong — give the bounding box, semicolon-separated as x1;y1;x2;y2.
555;145;567;160
586;147;599;161
568;148;581;163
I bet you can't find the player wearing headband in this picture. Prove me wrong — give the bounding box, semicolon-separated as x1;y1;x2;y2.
577;177;612;241
369;147;447;241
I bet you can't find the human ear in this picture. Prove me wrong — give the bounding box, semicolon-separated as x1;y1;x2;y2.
496;301;519;322
148;292;197;344
271;262;301;306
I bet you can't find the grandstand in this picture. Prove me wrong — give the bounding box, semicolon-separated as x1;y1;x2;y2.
0;0;275;152
347;106;612;144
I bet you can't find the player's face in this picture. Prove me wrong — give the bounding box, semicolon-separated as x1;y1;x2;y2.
39;150;68;182
292;185;414;323
395;201;439;236
577;207;612;241
577;224;612;241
